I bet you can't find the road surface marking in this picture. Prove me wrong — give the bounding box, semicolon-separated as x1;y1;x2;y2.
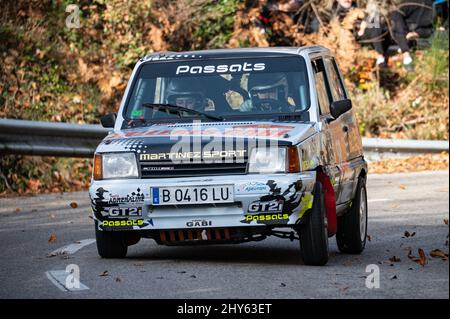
47;238;95;257
46;270;89;292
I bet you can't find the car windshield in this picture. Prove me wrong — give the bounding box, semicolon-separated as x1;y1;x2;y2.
123;56;310;123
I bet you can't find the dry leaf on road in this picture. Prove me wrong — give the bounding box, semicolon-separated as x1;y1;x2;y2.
69;202;78;209
48;234;57;243
389;256;401;262
430;249;448;260
100;271;109;277
417;248;428;266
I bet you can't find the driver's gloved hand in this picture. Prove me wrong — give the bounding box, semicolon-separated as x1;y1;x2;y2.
238;99;253;112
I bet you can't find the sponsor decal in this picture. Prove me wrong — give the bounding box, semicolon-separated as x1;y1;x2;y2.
186;219;212;227
108;207;142;218
244;213;289;222
241;182;269;193
139;150;246;161
248;200;284;213
102;219;144;227
298;193;314;219
240;180;303;225
108;188;145;204
175;62;265;75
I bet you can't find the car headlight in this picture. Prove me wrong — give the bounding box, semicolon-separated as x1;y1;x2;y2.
248;147;286;173
93;152;138;180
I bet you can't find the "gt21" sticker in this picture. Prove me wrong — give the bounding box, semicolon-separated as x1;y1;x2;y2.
108;207;142;218
248;200;283;213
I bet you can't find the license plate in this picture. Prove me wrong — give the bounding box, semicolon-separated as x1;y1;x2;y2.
151;185;234;205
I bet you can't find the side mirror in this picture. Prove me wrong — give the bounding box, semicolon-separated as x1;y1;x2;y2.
330;99;352;119
100;112;117;128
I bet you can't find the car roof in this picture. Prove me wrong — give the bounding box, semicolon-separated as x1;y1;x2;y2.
141;45;330;62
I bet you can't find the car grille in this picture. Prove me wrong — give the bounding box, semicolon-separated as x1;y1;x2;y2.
139;160;248;178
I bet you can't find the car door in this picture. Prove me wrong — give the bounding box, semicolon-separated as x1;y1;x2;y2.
323;57;363;159
322;56;358;204
310;56;345;204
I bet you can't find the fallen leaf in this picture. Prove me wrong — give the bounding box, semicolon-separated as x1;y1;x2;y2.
280;283;286;287
444;219;448;225
340;286;349;293
100;271;109;277
367;235;372;241
190;275;196;278
48;234;57;243
404;231;411;238
417;248;427;266
115;277;121;282
70;202;78;209
410;232;416;237
390;275;398;280
399;185;406;190
389;256;401;262
430;249;448;259
15;208;20;213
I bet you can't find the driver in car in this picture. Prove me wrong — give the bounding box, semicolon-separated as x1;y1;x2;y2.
240;72;294;112
166;79;207;111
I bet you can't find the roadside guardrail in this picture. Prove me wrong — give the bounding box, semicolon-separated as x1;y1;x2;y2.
0;118;448;158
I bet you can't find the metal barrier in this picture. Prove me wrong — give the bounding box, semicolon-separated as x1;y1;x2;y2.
0;118;448;157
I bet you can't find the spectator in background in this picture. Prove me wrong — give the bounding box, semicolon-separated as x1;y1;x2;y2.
332;0;390;67
390;0;434;69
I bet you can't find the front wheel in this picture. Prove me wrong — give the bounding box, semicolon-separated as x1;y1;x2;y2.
95;229;128;258
299;182;329;266
336;176;368;254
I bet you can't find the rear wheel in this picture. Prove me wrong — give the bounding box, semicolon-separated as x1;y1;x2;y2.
336;176;368;254
299;182;329;266
96;229;128;258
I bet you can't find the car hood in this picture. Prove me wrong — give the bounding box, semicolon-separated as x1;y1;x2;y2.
96;121;317;153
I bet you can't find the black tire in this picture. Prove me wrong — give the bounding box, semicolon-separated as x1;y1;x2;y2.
95;229;128;258
336;176;368;254
299;182;329;266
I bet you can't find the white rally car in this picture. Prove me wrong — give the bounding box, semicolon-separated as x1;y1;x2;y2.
90;46;368;265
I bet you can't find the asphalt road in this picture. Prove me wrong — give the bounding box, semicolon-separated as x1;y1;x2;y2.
0;171;448;299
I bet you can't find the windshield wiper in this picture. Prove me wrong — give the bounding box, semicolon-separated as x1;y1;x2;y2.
142;103;224;121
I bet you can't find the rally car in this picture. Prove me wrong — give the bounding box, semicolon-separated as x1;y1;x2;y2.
90;46;368;266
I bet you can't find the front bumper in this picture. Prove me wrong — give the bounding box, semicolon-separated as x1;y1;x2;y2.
89;172;316;232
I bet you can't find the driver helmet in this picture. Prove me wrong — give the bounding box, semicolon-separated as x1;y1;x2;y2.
247;73;289;110
166;79;206;110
